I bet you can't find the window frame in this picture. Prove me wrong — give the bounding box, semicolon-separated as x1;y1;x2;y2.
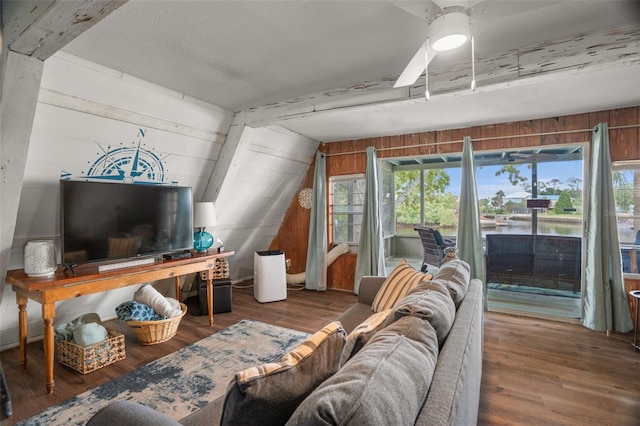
329;173;366;245
612;160;640;277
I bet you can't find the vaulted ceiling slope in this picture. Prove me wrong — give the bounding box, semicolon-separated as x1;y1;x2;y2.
55;1;640;141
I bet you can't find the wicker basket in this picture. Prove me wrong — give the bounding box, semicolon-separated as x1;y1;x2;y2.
212;258;230;279
127;303;187;345
56;329;126;374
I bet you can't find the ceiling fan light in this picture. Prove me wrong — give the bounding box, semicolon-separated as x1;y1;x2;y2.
429;12;470;52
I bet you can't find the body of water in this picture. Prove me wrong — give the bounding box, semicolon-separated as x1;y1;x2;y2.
400;216;638;244
479;220;582;238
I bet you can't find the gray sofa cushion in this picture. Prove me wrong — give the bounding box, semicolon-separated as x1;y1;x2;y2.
340;308;393;365
220;321;346;426
432;259;471;308
285;316;439;426
393;279;456;346
416;278;484;426
87;401;181;426
335;302;374;335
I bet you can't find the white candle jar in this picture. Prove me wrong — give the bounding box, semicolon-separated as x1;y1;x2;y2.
24;240;57;277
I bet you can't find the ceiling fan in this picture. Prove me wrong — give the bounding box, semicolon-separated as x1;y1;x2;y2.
391;0;481;98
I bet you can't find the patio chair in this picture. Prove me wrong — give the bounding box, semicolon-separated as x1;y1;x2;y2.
413;225;456;273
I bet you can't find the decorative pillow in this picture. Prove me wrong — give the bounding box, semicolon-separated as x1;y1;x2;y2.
433;229;446;246
285;316;439;426
371;260;434;313
394;280;456;346
220;321;347;426
433;259;471;308
341;309;393;366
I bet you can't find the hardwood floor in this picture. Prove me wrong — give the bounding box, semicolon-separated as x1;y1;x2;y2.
2;282;639;425
479;311;640;426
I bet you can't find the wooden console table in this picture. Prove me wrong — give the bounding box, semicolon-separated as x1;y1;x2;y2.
5;250;234;394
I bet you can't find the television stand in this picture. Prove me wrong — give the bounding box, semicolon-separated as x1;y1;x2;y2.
5;250;234;395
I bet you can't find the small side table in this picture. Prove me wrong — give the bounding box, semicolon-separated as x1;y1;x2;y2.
630;290;640;352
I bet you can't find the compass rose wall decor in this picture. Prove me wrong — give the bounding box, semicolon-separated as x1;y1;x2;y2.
61;129;176;185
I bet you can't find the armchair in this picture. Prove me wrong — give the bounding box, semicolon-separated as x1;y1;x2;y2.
413;225;456;273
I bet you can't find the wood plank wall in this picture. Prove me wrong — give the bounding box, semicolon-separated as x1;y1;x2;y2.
271;107;640;293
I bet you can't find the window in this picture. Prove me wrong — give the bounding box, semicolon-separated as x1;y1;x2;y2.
330;174;365;244
386;145;584;241
613;161;640;274
380;162;394;238
393;166;461;237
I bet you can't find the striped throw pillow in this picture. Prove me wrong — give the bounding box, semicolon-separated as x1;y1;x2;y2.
371;260;433;313
221;321;346;426
235;321;344;383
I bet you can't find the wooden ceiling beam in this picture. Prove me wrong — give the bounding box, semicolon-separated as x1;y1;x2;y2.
3;0;127;61
237;23;640;128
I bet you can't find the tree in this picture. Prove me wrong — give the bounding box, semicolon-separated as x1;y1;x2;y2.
424;192;458;226
491;190;505;211
479;198;491;213
395;170;421;225
504;200;516;214
567;177;582;196
612;170;632;213
554;191;573;214
538;181;549;195
548;178;562;194
495;164;528;186
424;169;450;203
394;169;453;227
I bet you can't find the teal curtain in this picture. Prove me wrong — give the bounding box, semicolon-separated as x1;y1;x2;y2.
305;152;328;291
582;123;633;332
457;136;486;305
354;147;386;294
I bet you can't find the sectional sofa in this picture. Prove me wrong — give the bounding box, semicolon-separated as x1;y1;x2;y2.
89;259;484;425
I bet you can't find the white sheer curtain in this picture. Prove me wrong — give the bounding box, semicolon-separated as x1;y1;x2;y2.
305;152;328;291
582;123;633;332
354;147;386;294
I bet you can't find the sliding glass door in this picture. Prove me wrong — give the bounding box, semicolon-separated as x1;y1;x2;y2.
384;143;585;320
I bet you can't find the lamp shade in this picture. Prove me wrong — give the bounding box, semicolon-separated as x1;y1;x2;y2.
429;12;470;52
193;202;217;228
193;202;217;252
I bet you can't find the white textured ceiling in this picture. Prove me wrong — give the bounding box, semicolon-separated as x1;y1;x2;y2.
61;0;640;142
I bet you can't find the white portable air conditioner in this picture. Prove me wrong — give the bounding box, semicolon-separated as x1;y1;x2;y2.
254;250;287;303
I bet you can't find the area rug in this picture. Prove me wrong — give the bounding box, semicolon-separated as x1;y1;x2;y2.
19;320;309;425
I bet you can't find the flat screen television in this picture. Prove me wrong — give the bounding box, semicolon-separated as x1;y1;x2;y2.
60;180;193;266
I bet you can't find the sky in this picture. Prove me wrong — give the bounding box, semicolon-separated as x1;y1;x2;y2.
445;160;584;200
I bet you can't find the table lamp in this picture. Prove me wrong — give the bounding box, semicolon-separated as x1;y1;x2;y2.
193;202;217;253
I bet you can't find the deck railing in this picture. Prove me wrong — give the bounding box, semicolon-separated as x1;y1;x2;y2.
485;234;581;292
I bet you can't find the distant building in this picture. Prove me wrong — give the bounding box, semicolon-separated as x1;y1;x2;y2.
504;191;531;204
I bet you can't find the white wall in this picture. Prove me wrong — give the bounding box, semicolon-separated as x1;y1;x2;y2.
0;52;321;350
0;52;234;350
208;124;320;281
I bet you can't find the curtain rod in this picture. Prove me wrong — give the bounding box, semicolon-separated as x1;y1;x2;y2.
324;123;640;157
